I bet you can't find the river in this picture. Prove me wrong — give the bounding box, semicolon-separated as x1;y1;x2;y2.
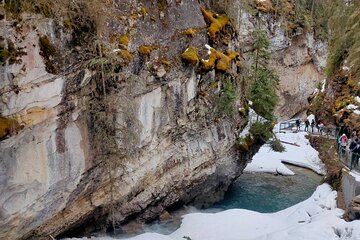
113;164;322;239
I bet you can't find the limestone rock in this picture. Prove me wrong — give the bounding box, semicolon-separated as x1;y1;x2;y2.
0;1;329;239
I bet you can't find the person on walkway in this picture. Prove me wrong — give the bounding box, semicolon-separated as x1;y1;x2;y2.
350;138;360;170
350;137;357;151
311;119;315;133
337;135;342;153
318;121;324;135
304;119;310;132
351;129;357;138
340;133;348;155
344;126;351;138
295;119;301;131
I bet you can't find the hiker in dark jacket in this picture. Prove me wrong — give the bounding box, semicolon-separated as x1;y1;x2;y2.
304;119;310;132
350;138;360;170
295;119;301;131
310;119;315;133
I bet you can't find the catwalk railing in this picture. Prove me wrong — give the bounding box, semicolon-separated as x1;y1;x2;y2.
336;141;360;171
278;119;359;171
278;119;337;138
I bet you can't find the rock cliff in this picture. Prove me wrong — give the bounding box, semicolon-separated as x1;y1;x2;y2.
223;1;328;120
0;0;328;239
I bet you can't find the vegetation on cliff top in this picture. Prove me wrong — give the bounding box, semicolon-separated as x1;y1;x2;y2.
313;0;360;130
326;0;360;81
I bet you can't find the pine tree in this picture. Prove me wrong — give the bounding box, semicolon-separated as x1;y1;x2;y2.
248;30;279;121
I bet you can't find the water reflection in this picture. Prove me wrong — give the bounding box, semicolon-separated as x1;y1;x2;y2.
117;165;322;238
213;165;323;212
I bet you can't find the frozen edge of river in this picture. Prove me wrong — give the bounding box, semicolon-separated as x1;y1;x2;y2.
65;184;360;240
244;131;326;176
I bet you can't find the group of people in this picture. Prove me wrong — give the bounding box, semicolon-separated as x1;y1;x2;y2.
295;119;324;134
338;132;360;170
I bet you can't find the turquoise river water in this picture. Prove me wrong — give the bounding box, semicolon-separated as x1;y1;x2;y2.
115;164;323;238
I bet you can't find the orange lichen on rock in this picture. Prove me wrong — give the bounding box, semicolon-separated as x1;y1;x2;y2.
201;7;230;40
119;33;129;48
333;96;355;112
15;107;57;126
0;116;19;139
215;51;232;71
138;45;158;56
160;58;171;70
216;50;239;71
181;47;199;66
182;28;198;37
118;49;133;62
201;48;218;70
255;0;273;12
201;47;239;71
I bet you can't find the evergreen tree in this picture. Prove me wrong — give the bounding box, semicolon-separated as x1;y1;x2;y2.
248;30;279;121
217;79;237;118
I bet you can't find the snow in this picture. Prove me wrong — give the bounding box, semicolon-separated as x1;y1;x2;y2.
342;65;350;71
307;114;315;122
349;171;360;182
355;96;360;104
204;44;212;54
244;131;326;175
239;108;266;137
347;104;358;110
61;115;360;240
64;184;360;240
321;79;326;92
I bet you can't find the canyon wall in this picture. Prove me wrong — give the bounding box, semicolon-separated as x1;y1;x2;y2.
0;1;328;239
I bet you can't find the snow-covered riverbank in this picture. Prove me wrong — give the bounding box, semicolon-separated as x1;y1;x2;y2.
64;131;360;240
65;184;360;240
245;131;326;175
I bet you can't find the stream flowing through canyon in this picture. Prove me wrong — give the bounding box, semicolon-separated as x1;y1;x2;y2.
114;165;322;239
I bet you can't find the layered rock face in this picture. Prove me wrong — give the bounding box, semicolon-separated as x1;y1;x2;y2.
0;1;252;239
225;2;328;120
272;33;327;120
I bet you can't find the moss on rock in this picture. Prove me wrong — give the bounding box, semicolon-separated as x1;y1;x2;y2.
201;48;218;71
181;47;199;66
182;28;198;37
39;35;57;73
201;8;230;40
0;39;26;65
119;33;130;48
138;45;158;56
0;43;10;64
117;49;133;62
201;47;239;72
0;116;20;140
255;0;273;13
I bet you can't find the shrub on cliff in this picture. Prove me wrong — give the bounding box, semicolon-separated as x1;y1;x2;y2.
271;138;285;152
249;121;273;144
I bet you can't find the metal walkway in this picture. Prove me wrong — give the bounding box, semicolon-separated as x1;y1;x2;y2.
278;119;359;172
